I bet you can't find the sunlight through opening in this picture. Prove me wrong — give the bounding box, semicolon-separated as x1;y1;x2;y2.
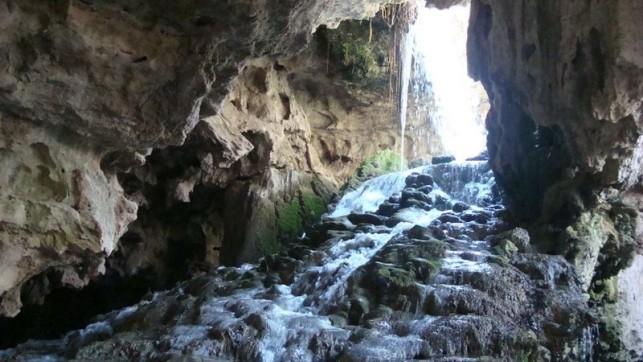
400;2;489;162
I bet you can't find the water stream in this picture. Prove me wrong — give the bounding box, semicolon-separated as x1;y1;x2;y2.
399;4;488;162
1;162;511;361
0;5;597;360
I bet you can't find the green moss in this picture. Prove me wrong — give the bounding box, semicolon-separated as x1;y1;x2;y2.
258;238;286;256
314;15;394;91
492;239;519;258
590;277;618;303
253;203;282;256
592;302;629;361
311;175;336;202
302;192;327;223
277;199;303;239
252;176;336;257
517;351;532;362
344;149;406;191
403;258;442;283
277;191;329;239
375;265;416;289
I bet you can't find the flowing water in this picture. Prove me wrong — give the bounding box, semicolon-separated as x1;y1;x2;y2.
1;162;517;361
399;4;489;162
0;4;598;359
329;167;421;217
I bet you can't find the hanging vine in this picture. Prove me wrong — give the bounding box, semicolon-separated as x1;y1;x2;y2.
312;1;418;98
381;2;419;102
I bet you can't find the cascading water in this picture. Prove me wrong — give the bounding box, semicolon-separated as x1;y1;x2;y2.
399;3;488;162
0;162;513;361
329;167;420;217
398;28;414;169
0;6;607;360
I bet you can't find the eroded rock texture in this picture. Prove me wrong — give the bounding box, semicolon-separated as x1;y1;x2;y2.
468;0;642;358
0;119;137;317
469;0;642;221
0;0;414;317
0;0;641;358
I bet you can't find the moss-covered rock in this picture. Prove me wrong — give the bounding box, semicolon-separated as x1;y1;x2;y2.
492;239;519;259
314;16;392;91
276;198;303;239
343;149;406;191
247;174;337;260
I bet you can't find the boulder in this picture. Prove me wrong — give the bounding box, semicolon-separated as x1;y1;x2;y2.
431;155;456;164
347;213;386;226
405;173;435;188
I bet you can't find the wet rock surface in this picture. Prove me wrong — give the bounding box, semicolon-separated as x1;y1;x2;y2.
0;162;600;361
468;3;643;354
469;0;643;221
0;0;640;359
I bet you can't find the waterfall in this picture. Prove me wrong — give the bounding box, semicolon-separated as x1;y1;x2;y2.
400;4;488;161
4;162;508;361
329;161;493;218
398;29;414;169
328;167;420;217
2;163;600;361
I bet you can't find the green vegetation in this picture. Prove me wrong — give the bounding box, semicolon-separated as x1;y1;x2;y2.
277;199;303;239
302;192;327;223
254;203;284;256
492;239;519;259
255;179;334;257
257;237;286;256
313;3;416;93
315;17;392;91
374;264;416;290
344;149;406;191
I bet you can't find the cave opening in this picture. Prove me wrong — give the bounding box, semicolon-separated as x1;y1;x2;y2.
0;0;641;359
400;2;489;163
0;2;494;351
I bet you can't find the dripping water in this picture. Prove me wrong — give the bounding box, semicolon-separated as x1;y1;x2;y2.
581;324;599;362
398;26;414;169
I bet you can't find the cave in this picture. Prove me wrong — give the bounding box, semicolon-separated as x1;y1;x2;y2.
0;0;641;361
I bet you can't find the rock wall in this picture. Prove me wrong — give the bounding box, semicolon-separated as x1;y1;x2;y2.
468;0;642;358
112;38;431;282
614;255;643;357
0;118;137;317
1;4;641;359
468;0;643;221
0;0;449;317
0;0;418;317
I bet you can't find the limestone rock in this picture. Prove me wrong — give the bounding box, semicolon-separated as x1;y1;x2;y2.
0;119;137;317
0;0;419;315
614;255;643;359
469;0;643;220
469;3;642;354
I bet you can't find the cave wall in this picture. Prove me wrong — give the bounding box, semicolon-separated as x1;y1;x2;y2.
113;36;431;281
0;0;445;318
468;0;643;221
0;0;415;317
0;119;137;317
468;0;642;357
1;3;641;357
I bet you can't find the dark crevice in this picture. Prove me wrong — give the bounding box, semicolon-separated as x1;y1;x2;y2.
279;93;291;120
0;270;160;349
588;27;605;92
132;56;148;63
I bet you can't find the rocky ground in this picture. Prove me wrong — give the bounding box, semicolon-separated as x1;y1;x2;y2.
0;162;605;361
0;0;641;360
